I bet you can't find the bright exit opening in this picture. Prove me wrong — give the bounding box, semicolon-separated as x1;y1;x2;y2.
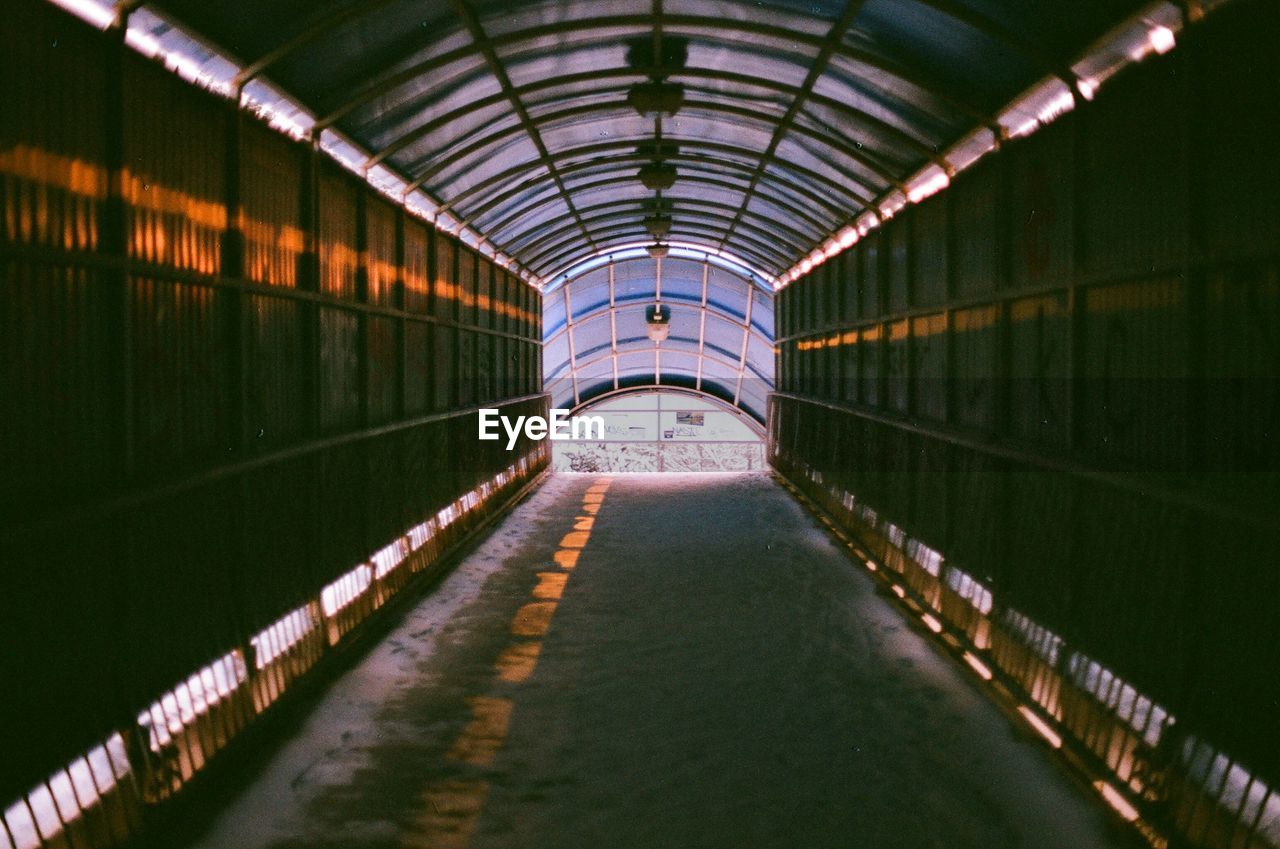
551;388;765;473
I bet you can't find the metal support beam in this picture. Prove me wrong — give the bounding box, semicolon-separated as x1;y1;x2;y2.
734;286;755;405
499;196;817;256
429;137;875;220
448;0;595;254
312;13;992;137
527;220;792;279
718;0;877;252
465;150;851;233
609;263;619;391
102;22;133;478
509;203;813;266
563;285;580;406
654;255;662;384
391;97;901;194
696;262;709;390
483;170;833;241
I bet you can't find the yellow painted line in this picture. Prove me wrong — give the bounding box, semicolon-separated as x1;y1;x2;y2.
404;779;489;849
582;492;605;504
493;641;542;684
447;696;514;767
559;530;591;549
511;601;558;637
553;549;580;570
573;516;595;531
532;572;568;601
581;502;601;516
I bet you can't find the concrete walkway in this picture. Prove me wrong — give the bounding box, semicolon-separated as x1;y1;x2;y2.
186;472;1122;849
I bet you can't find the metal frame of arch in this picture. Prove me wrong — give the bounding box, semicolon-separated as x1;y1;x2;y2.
528;222;790;276
568;386;768;437
482;171;834;241
507;201;816;263
150;0;1131;276
463;153;854;232
544;256;773;419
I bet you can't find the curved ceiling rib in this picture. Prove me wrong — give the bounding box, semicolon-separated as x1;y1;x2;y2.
463;154;853;231
394;98;903;194
151;0;1150;278
428;137;880;218
530;226;791;279
482;172;834;241
326;65;943;166
503;199;818;258
514;216;807;278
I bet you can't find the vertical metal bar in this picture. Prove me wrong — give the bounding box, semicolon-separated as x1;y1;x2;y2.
734;287;754;405
355;188;371;426
654;256;662;384
103;21;133;478
609;262;619;390
300;138;322;435
995;147;1013;441
222;101;249;456
1066;106;1085;453
563;285;579;405
696;262;708;390
395;206;408;420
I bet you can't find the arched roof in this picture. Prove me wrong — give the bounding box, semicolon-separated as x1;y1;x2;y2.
144;0;1148;278
543;252;774;421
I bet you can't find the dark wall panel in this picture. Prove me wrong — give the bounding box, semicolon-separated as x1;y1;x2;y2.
1006;119;1074;289
317;165;359;300
247;294;307;446
911;195;948;307
318;306;361;432
0;262;116;513
1;0;550;811
950;158;999;298
404;218;431;313
130;277;231;475
367;315;400;424
366;195;399;308
239;121;303;288
1080;59;1188;278
1007;292;1068;446
772;6;1280;814
1080;277;1187;470
122;54;226;276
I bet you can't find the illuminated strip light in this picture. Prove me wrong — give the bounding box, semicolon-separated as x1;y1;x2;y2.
2;734;132;849
250;605;317;669
1019;706;1064;749
920;613;943;634
775;0;1200;288
1004;608;1065;666
964;652;994;681
371;539;411;580
1095;781;1141;821
138;651;248;751
946;566;994;615
906;539;943;577
1065;651;1172;747
320;565;373;618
